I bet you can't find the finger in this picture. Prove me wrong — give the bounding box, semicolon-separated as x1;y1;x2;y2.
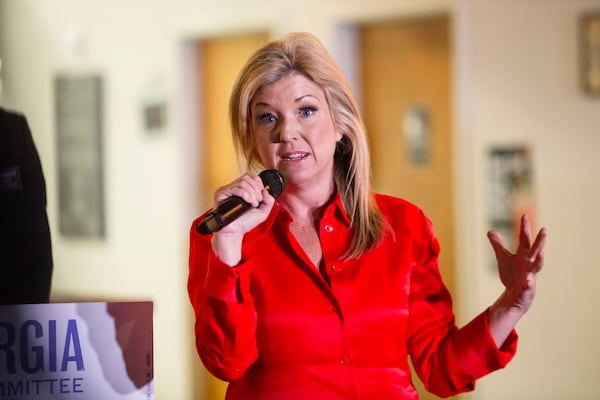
214;182;247;204
523;271;537;290
529;227;547;259
258;188;275;209
214;174;262;206
487;230;510;260
528;248;544;274
518;214;532;251
236;174;265;206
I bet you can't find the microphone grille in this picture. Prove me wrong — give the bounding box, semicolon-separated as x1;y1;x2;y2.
259;169;285;198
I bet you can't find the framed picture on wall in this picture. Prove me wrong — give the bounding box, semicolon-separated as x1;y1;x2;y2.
55;74;106;238
580;11;600;95
487;145;535;269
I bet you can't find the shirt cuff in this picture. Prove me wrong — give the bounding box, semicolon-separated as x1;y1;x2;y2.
452;309;519;379
203;251;252;304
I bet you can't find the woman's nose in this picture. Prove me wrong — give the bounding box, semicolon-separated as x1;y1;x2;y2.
276;117;298;142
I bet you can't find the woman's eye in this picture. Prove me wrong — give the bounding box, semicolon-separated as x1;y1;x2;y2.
299;106;317;117
257;113;276;123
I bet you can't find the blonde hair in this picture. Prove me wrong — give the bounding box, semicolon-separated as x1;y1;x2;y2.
229;32;385;258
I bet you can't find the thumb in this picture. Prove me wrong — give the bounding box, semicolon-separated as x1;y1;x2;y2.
487;230;508;260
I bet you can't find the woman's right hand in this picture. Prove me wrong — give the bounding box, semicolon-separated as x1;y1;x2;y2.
210;173;276;266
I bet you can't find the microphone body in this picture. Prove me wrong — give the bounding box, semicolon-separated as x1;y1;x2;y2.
196;169;285;235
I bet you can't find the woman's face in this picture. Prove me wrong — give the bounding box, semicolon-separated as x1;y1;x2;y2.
251;73;342;188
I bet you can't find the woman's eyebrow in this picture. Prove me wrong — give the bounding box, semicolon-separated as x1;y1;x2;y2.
295;94;318;102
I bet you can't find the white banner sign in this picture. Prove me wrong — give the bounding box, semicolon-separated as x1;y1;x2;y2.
0;302;153;400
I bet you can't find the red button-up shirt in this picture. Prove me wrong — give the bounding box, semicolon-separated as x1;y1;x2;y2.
188;193;517;399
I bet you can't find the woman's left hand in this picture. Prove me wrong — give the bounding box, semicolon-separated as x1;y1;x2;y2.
487;214;547;313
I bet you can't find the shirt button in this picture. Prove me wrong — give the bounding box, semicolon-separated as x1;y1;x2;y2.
330;265;339;273
339;355;351;365
323;224;334;233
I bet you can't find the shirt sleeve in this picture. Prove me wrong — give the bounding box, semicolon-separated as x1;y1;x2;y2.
406;212;518;397
187;217;258;382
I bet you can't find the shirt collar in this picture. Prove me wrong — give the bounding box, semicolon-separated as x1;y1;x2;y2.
243;190;351;244
327;191;352;227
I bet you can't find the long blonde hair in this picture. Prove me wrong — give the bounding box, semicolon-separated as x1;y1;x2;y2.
229;32;385;258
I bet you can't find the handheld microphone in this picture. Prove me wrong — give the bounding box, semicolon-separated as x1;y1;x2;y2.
196;169;285;235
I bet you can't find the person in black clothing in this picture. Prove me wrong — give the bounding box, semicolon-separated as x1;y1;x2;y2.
0;107;53;304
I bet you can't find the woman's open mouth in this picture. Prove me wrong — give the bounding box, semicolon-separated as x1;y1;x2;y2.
281;152;309;161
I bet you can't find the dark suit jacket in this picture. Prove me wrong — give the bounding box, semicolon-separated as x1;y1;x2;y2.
0;107;53;304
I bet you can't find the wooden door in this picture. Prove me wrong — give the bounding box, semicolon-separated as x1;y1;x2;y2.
198;32;270;209
360;15;458;400
194;31;270;400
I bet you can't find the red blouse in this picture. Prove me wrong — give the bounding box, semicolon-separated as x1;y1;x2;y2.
188;193;517;400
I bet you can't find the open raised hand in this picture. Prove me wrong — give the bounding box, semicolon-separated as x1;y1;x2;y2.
487;214;547;313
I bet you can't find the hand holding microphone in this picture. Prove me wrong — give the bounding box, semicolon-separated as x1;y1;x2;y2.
197;169;285;234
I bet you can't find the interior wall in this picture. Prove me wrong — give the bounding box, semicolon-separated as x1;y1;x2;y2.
0;0;599;399
454;1;600;399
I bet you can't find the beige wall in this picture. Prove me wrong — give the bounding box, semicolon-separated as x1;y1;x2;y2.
0;0;599;399
455;1;600;399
